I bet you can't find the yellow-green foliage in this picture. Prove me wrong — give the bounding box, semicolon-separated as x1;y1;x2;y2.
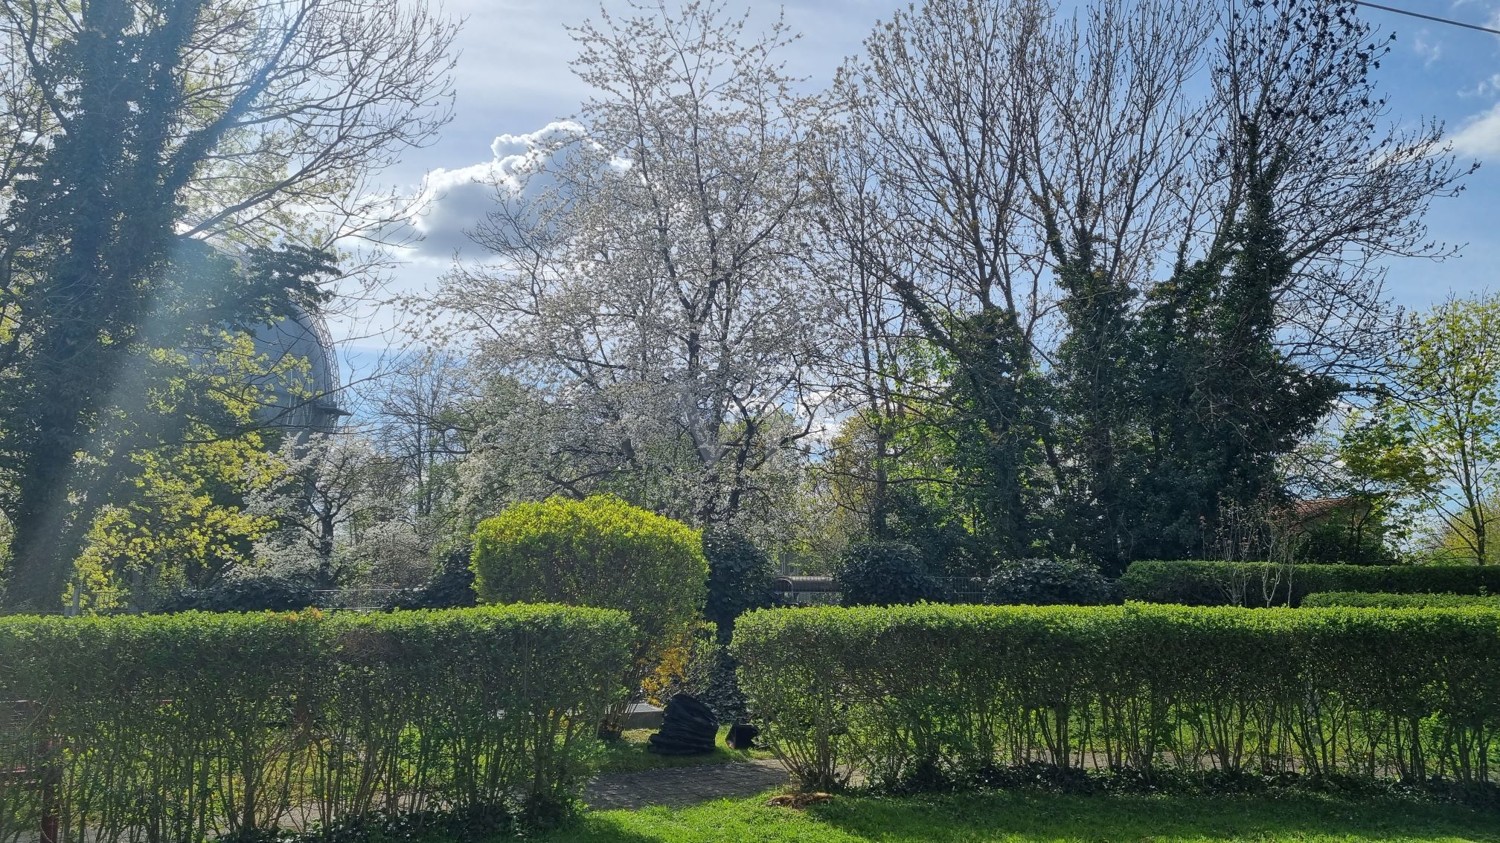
733;603;1500;791
71;334;305;608
74;436;281;609
0;605;633;839
471;495;707;672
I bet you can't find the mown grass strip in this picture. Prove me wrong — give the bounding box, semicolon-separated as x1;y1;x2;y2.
540;790;1500;842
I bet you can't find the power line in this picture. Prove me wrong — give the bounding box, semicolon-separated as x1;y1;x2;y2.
1352;1;1500;37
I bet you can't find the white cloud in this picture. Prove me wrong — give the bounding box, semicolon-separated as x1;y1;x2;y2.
348;121;642;347
1413;30;1443;65
397;164;501;260
398;121;599;262
1450;102;1500;157
1461;73;1500;98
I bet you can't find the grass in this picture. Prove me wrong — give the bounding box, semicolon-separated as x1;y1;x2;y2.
593;726;773;775
535;789;1500;842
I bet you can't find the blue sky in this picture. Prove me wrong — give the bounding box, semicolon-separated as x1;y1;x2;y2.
348;0;1500;348
1370;0;1500;307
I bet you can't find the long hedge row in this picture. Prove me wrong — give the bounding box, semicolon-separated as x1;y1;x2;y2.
0;605;633;843
732;604;1500;791
1302;592;1500;609
1120;560;1500;606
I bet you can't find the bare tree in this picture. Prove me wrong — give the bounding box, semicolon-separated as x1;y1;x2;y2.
821;0;1472;566
1183;0;1470;378
363;350;469;523
825;0;1206;555
823;0;1062;555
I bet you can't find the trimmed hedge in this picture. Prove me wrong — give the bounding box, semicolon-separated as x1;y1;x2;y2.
732;603;1500;791
1120;559;1500;607
1302;591;1500;609
0;605;633;841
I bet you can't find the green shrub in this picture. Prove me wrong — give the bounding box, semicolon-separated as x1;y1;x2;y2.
836;541;941;606
1120;559;1500;607
732;603;1500;792
0;605;632;839
641;625;749;722
470;495;707;733
386;545;478;609
1301;591;1500;609
703;529;774;642
984;558;1118;606
160;571;318;612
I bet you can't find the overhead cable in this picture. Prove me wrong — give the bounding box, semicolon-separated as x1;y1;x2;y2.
1352;1;1500;37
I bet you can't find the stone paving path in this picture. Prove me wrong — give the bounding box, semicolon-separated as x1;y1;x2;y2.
583;758;789;810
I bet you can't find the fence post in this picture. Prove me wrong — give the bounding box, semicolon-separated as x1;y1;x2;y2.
38;735;59;843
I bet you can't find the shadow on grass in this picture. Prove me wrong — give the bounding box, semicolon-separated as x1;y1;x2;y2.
539;790;1500;842
592;727;768;775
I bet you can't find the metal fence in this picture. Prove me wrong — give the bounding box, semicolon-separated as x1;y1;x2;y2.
310;588;407;612
770;576;994;606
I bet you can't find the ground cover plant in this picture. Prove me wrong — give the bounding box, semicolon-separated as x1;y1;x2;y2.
733;603;1500;792
534;790;1500;843
0;605;632;843
1120;560;1500;606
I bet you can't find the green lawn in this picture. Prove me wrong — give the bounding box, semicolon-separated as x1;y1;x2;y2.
536;790;1500;842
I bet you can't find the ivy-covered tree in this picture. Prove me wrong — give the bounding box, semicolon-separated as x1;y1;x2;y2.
826;0;1470;572
702;528;774;643
1120;0;1467;562
1132;149;1343;561
827;0;1056;559
0;0;455;610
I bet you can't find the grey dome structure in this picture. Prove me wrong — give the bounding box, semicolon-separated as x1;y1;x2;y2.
250;301;347;434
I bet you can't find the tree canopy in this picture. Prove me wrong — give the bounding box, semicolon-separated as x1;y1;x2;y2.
1;0;1486;613
0;0;455;610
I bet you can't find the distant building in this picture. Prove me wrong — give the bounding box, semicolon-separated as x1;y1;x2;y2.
1285;496;1373;533
249;301;347;436
1284;495;1390;564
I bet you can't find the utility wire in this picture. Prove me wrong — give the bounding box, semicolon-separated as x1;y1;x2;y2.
1352;1;1500;37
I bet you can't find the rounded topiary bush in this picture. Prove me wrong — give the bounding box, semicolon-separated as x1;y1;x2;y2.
983;558;1117;606
471;495;707;709
835;541;941;606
